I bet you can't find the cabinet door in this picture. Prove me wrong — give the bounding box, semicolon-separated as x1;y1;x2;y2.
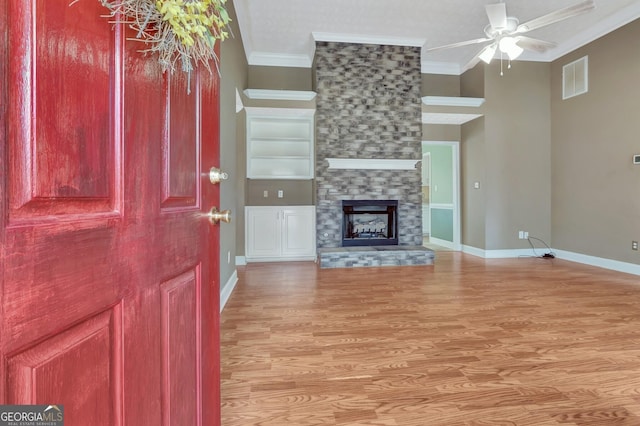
281;207;316;257
246;207;281;258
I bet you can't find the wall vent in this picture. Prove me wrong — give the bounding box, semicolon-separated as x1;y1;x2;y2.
563;56;588;100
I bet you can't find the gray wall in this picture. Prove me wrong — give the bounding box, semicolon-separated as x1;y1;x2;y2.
461;117;486;249
457;60;552;251
314;42;423;248
219;0;247;289
551;19;640;264
483;60;552;250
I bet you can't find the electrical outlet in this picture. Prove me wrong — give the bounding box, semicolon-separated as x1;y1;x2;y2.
277;190;284;198
633;241;638;251
524;231;529;239
263;190;268;198
518;231;524;239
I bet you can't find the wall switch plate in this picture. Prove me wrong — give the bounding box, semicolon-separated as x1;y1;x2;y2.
263;190;268;198
277;190;284;198
474;181;480;189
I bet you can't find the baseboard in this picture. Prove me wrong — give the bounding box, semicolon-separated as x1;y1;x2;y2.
220;269;238;313
235;256;246;266
244;255;317;263
429;237;455;250
462;245;534;258
554;249;640;276
462;245;640;276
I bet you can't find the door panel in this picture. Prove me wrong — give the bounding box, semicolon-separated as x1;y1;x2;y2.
8;0;120;220
7;308;122;425
162;72;199;209
161;268;201;426
1;1;221;425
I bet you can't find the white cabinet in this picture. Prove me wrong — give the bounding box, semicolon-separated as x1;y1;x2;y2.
245;206;316;262
245;107;315;180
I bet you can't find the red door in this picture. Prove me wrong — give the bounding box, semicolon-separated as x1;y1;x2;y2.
0;1;221;425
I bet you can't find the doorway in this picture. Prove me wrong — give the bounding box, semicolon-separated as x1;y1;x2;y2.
422;141;461;251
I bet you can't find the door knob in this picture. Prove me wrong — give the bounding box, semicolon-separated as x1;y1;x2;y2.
208;167;229;184
208;207;231;224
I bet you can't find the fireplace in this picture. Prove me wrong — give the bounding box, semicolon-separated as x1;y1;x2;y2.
342;200;398;246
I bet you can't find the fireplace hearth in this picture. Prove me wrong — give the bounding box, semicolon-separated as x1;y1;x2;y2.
342;200;398;246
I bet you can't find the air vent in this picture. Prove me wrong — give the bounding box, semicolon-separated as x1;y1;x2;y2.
563;56;588;100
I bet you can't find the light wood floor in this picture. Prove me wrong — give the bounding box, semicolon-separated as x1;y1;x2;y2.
221;253;640;425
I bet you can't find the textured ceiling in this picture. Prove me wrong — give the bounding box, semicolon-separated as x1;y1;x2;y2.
233;0;640;74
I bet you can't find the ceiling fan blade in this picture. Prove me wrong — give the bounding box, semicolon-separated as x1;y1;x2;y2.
515;36;557;53
515;0;595;33
426;37;492;52
485;3;508;30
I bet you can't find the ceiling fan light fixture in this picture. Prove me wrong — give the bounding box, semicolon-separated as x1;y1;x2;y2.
498;37;523;60
479;44;497;64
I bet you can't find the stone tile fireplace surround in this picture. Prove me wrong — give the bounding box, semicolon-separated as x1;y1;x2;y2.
314;42;424;252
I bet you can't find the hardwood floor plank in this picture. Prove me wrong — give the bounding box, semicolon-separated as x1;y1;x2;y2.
221;253;640;424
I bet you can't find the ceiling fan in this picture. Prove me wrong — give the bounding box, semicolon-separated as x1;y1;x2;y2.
426;1;596;72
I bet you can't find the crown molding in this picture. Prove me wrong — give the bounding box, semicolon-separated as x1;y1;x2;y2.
421;60;461;75
313;31;426;47
247;51;313;68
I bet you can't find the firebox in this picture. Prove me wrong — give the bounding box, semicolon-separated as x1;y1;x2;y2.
342;200;398;246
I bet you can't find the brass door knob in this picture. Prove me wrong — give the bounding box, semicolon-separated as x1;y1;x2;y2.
208;167;229;184
208;207;231;224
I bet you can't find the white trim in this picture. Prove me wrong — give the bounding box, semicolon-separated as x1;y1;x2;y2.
326;158;420;170
462;245;539;259
430;203;454;210
429;237;455;250
535;1;640;62
421;61;461;75
422;96;485;108
235;88;244;113
244;107;315;118
220;269;238;312
248;51;313;68
554;249;640;277
422;113;483;125
313;31;426;48
244;89;316;101
235;256;247;266
461;246;640;276
245;255;317;263
462;245;486;258
423;140;461;251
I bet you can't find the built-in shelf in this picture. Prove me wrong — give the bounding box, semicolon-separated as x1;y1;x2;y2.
326;158;420;170
421;96;485;107
421;96;485;125
244;89;317;101
246;107;315;180
422;113;483;125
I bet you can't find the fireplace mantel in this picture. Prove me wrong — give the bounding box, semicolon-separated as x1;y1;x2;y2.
326;158;420;170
